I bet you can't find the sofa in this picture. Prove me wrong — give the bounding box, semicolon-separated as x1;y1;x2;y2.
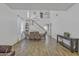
29;32;41;40
0;45;15;56
34;32;41;40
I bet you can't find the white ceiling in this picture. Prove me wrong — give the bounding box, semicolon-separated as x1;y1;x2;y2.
5;3;74;11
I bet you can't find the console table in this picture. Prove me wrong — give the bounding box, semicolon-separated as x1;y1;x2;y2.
57;34;79;53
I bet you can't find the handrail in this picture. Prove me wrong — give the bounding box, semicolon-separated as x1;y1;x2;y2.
32;20;46;32
32;20;52;38
31;19;52;38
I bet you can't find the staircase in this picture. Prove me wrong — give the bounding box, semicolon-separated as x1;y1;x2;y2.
17;15;50;39
25;19;47;34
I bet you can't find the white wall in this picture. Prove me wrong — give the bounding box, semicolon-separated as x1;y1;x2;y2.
0;4;17;45
52;4;79;39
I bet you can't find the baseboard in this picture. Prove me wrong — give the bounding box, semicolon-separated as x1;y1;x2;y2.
13;39;23;46
47;35;56;40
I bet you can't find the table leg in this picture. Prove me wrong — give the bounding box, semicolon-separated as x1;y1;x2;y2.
71;39;74;53
57;35;58;43
75;40;78;52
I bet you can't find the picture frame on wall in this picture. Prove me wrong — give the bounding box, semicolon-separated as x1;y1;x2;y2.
30;11;50;19
40;12;43;18
44;11;50;18
40;11;50;19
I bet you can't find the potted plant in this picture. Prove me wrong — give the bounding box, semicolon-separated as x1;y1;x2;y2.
64;32;70;37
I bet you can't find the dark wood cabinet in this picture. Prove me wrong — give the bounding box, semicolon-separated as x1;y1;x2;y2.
57;34;79;53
